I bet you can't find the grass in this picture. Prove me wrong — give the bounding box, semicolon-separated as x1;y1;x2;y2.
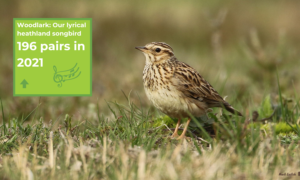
1;88;300;179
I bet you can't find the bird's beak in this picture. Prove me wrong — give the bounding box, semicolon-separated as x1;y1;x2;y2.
135;46;148;52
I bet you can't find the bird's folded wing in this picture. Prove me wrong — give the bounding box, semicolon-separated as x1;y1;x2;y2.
172;62;227;108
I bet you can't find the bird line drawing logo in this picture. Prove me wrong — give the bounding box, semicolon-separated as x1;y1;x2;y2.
53;63;81;87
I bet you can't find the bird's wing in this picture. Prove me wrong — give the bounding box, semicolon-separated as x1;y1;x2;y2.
171;61;227;108
171;61;242;116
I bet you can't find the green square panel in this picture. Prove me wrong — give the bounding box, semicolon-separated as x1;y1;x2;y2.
13;18;92;96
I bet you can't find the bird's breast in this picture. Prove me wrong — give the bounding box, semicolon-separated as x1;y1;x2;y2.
143;64;188;117
144;84;188;118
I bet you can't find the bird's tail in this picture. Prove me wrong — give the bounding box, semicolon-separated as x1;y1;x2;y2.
225;104;243;116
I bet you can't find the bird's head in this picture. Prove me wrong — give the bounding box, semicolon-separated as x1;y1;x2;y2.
135;42;174;64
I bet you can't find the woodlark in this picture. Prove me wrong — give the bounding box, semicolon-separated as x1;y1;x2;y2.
136;42;242;139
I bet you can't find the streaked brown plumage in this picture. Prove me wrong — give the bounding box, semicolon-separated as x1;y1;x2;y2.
136;42;242;139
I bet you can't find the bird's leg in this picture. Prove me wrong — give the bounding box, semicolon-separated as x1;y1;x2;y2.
177;118;191;140
171;118;181;138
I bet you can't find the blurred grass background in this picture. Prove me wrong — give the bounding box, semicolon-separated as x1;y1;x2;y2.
0;0;300;121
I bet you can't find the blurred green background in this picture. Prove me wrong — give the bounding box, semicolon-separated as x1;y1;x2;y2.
0;0;300;121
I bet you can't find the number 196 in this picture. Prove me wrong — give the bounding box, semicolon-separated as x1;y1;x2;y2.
17;58;43;67
17;42;37;51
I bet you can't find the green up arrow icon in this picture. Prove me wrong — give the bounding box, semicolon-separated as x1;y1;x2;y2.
20;79;28;88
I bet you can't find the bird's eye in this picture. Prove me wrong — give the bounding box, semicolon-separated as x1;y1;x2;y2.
155;48;161;53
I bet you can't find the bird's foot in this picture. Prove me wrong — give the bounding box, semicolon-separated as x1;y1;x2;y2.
170;133;179;139
176;135;186;140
